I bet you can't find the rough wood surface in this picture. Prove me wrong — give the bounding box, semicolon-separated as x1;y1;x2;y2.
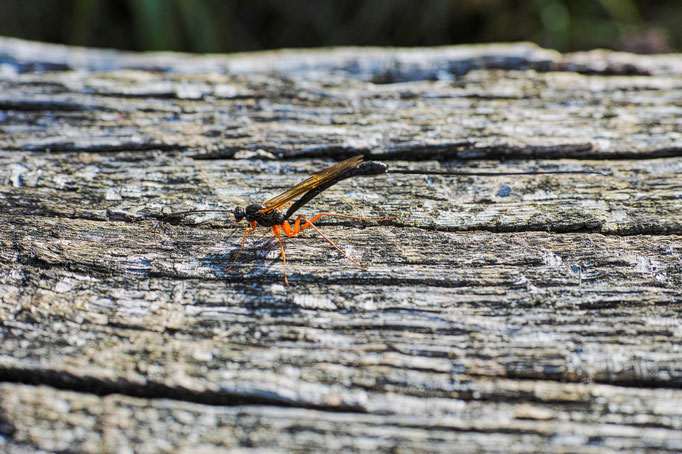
0;37;681;453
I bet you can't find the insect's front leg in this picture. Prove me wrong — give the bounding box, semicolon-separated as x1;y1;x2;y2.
225;222;257;272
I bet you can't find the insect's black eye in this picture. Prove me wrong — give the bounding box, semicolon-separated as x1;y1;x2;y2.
233;207;245;222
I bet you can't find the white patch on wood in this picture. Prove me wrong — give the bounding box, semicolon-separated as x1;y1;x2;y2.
622;253;667;281
105;188;122;201
53;278;76;293
293;295;337;310
7;163;27;187
542;251;563;267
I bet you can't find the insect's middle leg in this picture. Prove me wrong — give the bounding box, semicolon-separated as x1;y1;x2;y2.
271;224;289;286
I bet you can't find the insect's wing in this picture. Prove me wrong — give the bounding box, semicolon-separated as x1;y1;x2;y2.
261;155;364;212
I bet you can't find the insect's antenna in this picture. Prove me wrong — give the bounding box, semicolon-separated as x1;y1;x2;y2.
157;209;234;224
153;209;235;241
388;169;609;176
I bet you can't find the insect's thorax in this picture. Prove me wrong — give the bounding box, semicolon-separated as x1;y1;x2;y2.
235;204;285;227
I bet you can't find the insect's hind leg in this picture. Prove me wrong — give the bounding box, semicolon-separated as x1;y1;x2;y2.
284;213;395;237
277;213;394;272
283;216;368;270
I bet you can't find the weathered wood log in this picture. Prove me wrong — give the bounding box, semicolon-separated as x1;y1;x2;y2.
0;36;681;452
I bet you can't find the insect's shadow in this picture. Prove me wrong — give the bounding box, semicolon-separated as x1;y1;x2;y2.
199;230;280;279
151;213;287;282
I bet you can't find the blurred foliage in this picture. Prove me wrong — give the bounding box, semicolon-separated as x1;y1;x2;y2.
0;0;678;53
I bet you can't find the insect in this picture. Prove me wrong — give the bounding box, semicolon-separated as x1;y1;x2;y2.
159;155;604;286
159;155;393;286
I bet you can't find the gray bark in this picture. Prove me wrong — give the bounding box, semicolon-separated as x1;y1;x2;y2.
0;36;681;453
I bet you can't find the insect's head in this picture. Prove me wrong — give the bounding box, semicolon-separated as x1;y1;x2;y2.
233;206;245;223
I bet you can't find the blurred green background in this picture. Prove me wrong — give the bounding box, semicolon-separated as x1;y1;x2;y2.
0;0;678;54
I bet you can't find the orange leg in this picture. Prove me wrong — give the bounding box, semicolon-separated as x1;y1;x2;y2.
271;225;289;286
280;213;394;270
225;222;256;273
283;213;396;237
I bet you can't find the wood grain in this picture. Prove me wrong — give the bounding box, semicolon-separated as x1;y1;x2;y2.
0;37;681;453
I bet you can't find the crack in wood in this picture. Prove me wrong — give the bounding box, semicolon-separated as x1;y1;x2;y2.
0;367;368;413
